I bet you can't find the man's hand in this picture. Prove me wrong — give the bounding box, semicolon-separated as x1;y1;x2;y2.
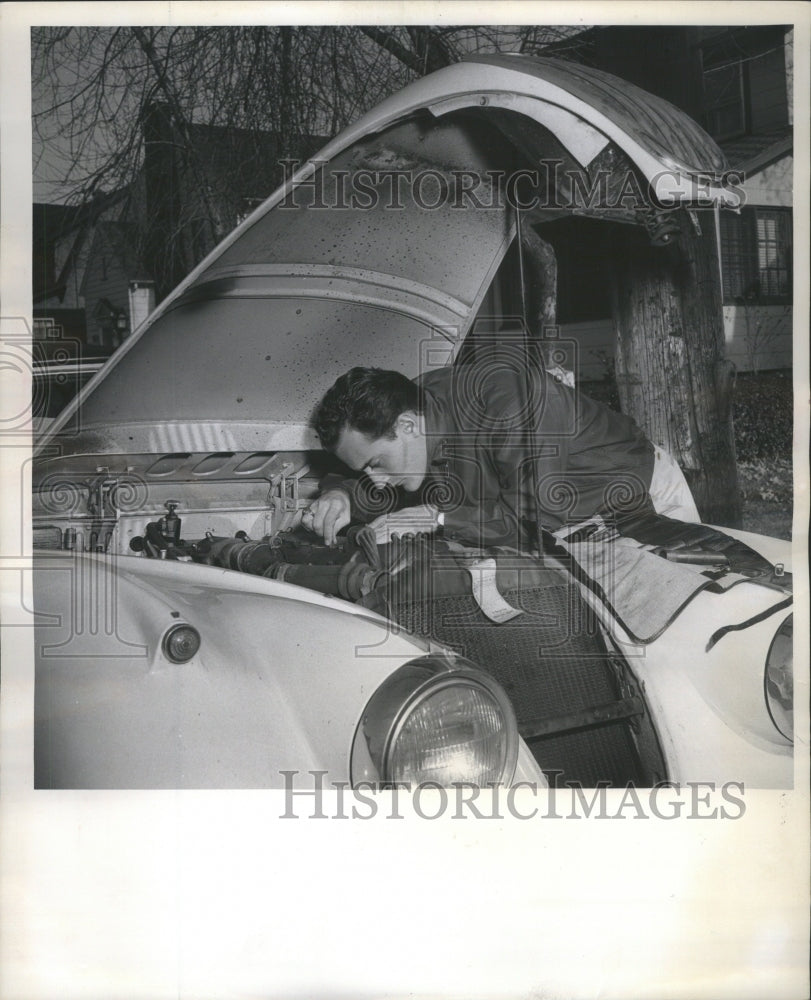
369;505;441;545
301;489;351;546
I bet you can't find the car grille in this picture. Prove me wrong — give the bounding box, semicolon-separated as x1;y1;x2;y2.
388;559;668;788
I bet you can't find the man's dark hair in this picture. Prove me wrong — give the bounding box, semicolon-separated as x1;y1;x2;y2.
313;367;421;449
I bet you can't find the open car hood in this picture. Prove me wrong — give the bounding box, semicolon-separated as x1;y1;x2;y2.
41;54;736;459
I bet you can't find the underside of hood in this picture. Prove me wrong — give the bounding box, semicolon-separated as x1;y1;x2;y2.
40;54;736;459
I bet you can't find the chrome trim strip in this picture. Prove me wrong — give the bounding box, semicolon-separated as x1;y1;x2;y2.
172;264;471;328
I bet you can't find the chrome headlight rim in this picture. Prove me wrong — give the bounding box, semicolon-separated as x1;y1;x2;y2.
351;653;519;788
764;613;793;743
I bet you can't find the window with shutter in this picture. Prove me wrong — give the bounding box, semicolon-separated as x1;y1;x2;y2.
704;62;746;139
719;207;792;304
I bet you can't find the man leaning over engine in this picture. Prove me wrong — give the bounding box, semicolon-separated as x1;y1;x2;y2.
303;361;699;549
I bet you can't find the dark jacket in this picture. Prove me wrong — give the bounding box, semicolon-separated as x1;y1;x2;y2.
343;362;655;549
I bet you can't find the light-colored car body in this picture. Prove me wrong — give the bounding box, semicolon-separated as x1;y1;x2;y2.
33;55;793;789
32;550;544;788
584;526;792;788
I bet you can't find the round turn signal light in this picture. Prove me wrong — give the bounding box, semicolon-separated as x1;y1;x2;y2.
162;623;201;663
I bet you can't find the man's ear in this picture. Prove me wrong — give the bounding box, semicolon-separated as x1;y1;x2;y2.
396;410;420;436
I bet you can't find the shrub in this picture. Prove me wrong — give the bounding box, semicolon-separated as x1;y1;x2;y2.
583;369;793;463
732;370;793;462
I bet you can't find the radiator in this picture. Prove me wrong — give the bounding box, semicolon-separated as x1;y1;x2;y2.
382;548;668;788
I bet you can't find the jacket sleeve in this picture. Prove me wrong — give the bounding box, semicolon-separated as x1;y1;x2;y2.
440;500;525;548
438;440;571;547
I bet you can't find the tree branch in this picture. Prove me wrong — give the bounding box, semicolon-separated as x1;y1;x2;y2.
359;26;429;76
131;25;224;240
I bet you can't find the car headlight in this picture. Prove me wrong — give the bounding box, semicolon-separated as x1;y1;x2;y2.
765;614;793;742
351;654;518;787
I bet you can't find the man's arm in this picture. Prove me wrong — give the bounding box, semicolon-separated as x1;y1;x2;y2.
304;471;390;545
436;443;567;549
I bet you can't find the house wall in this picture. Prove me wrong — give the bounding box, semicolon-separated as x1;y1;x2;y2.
561;302;793;382
748;43;792;133
723;304;793;372
558;153;793;379
554;25;794;379
50;190;135;314
561;310;792;382
739;155;793;207
726;155;793;369
52;231;89;310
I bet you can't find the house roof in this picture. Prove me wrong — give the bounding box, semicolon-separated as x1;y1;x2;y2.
95;221;140;269
719;126;793;174
36;188;132;302
35;187;130;237
78;221;150;296
33;202;83;241
33;203;86;302
146;104;327;202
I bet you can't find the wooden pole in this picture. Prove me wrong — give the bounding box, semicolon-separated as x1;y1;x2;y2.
610;211;741;526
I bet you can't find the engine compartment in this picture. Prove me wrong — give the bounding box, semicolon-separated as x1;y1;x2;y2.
33;449;320;552
32;449;400;604
32;446;678;786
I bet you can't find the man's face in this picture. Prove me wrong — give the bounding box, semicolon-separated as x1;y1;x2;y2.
334;412;428;493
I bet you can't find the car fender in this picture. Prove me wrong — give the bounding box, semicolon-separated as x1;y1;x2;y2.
603;531;793;787
34;552;428;788
34;552;545;789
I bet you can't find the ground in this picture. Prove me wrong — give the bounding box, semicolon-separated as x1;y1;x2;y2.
739;458;793;540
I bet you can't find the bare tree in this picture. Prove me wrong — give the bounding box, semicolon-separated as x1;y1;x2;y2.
32;25;585;207
32;25;586;293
